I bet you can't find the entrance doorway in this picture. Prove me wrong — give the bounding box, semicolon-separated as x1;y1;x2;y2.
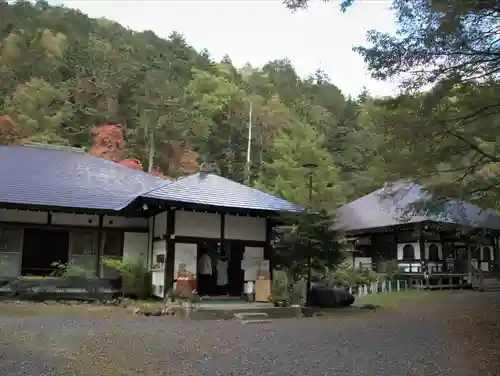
227;243;244;297
22;229;70;276
195;241;244;298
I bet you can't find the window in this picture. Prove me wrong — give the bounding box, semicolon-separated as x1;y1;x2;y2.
70;231;96;256
402;244;415;260
0;228;23;277
0;228;23;253
429;244;440;261
102;231;123;257
101;231;123;278
70;231;97;275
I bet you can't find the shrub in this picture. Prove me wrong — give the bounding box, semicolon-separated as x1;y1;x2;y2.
324;265;377;287
50;261;94;279
269;274;291;307
378;260;406;281
102;258;150;299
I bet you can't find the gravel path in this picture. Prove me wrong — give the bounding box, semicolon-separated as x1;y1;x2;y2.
1;291;499;376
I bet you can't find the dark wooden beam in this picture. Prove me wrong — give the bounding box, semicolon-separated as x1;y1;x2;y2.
96;214;104;278
163;208;176;297
264;217;273;281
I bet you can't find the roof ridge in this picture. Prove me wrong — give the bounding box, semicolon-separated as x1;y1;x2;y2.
21;143;87;153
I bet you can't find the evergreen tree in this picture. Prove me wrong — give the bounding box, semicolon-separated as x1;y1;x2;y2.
274;209;345;282
255;121;343;209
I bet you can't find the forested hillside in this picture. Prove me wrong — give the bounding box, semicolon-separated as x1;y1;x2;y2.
0;0;387;209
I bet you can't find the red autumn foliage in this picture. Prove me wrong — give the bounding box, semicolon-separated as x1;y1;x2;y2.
89;123;167;178
0;115;22;144
89;123;126;162
118;158;143;171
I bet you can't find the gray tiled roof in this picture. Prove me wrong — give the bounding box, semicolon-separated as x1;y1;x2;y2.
143;172;300;213
337;182;500;231
0;145;169;211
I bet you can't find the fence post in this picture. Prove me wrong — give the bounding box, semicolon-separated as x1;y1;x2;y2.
397;280;400;292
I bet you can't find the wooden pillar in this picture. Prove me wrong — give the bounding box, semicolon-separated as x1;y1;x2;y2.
145;215;155;271
466;234;472;282
220;213;226;250
494;231;500;273
419;224;428;288
163;208;175;297
96;214;104;278
264;217;273;281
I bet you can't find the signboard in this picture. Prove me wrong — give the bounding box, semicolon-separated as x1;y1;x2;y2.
174;243;197;279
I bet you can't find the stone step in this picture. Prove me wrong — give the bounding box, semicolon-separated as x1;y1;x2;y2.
233;312;269;320
239;319;273;324
480;286;500;291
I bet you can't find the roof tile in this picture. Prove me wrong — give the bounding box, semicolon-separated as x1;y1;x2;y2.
144;172;300;213
0;145;168;211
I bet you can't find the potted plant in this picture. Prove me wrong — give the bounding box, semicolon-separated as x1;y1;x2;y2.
269;279;291;307
166;288;183;303
180;290;201;310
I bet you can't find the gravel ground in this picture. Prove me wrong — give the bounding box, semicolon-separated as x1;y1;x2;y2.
1;291;499;376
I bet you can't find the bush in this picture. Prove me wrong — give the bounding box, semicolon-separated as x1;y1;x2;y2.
50;261;94;279
378;260;406;281
324;265;377;287
102;258;150;299
269;274;291;307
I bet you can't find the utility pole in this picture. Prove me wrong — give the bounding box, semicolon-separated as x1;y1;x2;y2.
303;163;318;306
147;130;155;173
245;101;253;185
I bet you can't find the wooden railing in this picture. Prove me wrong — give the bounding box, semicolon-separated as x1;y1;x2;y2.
396;260;469;274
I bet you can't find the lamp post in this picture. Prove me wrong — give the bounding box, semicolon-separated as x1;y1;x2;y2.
302;163;318;305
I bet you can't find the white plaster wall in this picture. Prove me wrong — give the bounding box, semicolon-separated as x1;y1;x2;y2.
151;270;165;298
123;232;148;265
154;212;167;237
150;240;166;298
52;213;99;227
175;211;221;239
103;216;147;229
150;212;167;298
151;240;166;268
0;209;46;224
225;215;266;241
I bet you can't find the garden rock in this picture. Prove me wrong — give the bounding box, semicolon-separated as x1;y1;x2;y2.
308;285;355;308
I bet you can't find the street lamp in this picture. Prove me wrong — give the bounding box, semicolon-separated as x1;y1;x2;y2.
302;163;318;306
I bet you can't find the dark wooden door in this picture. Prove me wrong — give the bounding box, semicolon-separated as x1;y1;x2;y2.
227;243;244;297
454;246;468;273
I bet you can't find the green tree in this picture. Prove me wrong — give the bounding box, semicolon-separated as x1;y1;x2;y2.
0;0;383;206
285;0;500;210
274;209;345;282
4;78;72;145
255;121;343;209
